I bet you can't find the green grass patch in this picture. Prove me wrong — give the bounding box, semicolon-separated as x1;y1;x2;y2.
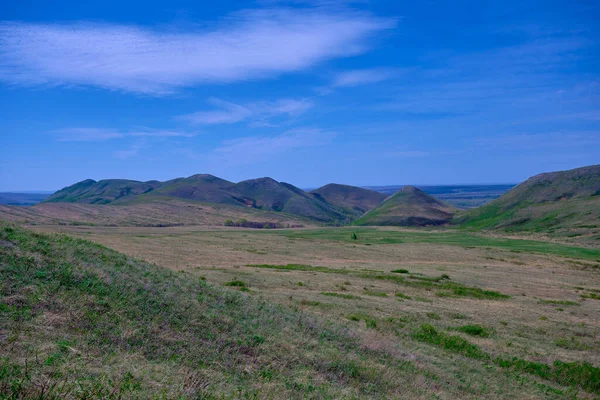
455;324;490;337
413;323;600;394
224;280;246;287
436;282;510;300
538;299;580;306
391;269;409;274
247;264;510;300
395;292;411;300
277;228;600;261
413;324;488;360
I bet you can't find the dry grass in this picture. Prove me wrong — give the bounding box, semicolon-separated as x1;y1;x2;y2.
24;223;600;398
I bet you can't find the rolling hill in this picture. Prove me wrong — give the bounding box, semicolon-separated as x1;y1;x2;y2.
44;179;163;204
354;186;457;226
42;175;350;224
311;183;387;217
455;164;600;242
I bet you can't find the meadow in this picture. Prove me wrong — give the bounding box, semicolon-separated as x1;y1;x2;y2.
25;223;600;398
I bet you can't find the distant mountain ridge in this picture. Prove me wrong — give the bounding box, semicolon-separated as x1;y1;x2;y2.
40;165;600;233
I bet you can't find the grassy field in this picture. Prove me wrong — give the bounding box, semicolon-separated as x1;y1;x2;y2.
21;223;600;398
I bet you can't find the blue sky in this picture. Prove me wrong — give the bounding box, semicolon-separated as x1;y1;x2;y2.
0;0;598;191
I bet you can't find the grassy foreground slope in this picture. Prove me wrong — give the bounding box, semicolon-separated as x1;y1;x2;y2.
455;164;600;243
1;223;447;399
354;186;456;226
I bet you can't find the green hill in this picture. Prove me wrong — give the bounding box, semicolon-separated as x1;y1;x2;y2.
456;164;600;241
354;186;457;226
44;179;162;204
43;175;349;224
311;184;387;217
0;223;444;398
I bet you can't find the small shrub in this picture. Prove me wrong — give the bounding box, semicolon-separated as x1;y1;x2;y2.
391;269;409;274
365;318;377;329
224;280;246;287
351;232;358;240
456;324;490;337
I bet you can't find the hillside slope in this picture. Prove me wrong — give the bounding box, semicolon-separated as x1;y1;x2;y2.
455;164;600;242
354;186;457;226
311;184;387;217
0;223;451;398
124;174;237;205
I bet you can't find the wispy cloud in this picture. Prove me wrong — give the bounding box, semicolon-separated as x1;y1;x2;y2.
0;9;394;95
178;99;252;125
331;67;399;88
315;67;399;94
209;128;334;166
52;127;198;141
179;97;313;125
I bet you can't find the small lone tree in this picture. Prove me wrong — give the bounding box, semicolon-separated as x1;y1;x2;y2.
351;232;358;240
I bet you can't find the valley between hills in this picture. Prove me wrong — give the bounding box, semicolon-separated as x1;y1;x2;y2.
2;164;600;398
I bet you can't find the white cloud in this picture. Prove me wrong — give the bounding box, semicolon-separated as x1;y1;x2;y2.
0;9;394;95
179;97;313;125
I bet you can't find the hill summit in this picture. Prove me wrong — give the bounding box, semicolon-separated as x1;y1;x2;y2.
310;183;387;217
354;185;457;226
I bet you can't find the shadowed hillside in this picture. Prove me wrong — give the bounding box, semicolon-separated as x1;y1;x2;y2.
456;164;600;243
354;186;457;226
311;184;387;217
